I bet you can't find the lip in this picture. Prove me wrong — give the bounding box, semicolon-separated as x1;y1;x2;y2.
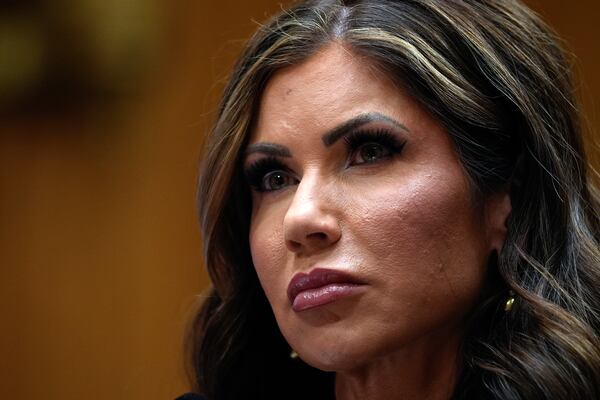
287;267;366;312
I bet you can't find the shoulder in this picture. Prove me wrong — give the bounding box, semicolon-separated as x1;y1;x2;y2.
175;394;207;400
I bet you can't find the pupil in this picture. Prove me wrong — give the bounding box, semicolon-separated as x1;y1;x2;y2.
362;144;382;162
270;173;285;188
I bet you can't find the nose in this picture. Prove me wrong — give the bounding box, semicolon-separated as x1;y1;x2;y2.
283;174;341;254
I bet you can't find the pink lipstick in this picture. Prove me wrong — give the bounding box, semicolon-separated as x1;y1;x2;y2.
287;268;365;312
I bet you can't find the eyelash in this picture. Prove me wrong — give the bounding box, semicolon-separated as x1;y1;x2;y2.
343;129;405;166
244;156;295;193
244;129;405;192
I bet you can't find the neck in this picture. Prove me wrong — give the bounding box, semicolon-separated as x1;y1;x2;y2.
334;333;461;400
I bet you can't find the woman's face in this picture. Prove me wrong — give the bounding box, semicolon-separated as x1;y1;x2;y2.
244;44;509;372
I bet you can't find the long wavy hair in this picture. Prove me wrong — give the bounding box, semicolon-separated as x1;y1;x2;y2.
188;1;600;399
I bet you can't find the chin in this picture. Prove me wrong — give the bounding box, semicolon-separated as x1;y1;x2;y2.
280;320;379;372
296;342;364;372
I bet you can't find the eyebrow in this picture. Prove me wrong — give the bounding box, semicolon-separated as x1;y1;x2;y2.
244;142;291;157
244;112;409;157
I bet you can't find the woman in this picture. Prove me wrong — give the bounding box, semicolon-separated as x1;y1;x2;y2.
183;1;600;399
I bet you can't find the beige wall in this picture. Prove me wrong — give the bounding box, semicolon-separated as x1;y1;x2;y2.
0;1;597;399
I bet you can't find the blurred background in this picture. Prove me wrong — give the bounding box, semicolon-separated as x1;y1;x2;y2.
0;1;598;399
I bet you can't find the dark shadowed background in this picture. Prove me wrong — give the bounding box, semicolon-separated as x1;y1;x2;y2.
0;1;598;399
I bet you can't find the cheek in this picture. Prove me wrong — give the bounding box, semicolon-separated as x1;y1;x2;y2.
249;199;288;303
355;172;478;249
351;169;488;316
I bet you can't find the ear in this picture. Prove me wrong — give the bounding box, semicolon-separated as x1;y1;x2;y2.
484;191;512;252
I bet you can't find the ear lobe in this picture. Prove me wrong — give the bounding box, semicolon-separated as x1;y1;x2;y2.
485;192;512;252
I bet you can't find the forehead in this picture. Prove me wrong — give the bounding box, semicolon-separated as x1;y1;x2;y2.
250;44;407;144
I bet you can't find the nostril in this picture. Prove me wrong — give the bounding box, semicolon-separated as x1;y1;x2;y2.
287;240;302;251
284;209;341;253
286;232;331;253
308;232;328;241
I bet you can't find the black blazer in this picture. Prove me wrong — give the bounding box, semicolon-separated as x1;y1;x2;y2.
176;394;206;400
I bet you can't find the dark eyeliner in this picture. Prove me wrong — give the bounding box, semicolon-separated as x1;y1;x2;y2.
343;128;406;157
244;156;291;192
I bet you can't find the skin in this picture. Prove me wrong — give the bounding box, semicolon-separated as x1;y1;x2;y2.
245;43;510;400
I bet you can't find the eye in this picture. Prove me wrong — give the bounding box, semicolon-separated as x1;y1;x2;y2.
244;157;298;192
352;142;391;164
344;129;405;166
262;170;296;191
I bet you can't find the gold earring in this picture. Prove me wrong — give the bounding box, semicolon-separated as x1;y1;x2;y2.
504;290;515;312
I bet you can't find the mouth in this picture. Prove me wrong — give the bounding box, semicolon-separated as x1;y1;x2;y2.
287;268;366;312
